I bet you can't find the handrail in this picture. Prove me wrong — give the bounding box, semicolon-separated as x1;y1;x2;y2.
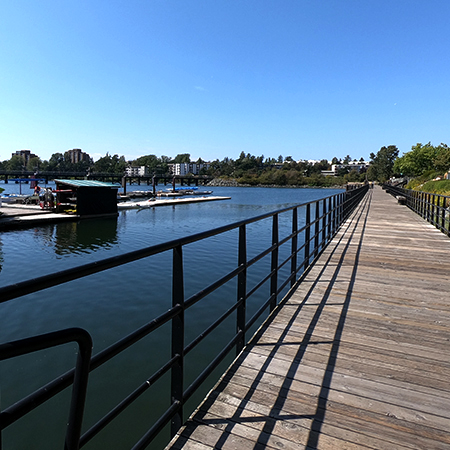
0;185;369;449
384;184;450;237
0;328;92;450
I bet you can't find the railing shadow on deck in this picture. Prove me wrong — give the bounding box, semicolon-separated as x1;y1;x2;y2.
383;184;450;237
0;186;368;450
174;190;372;449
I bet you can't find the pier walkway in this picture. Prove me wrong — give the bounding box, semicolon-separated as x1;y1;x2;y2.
167;186;450;449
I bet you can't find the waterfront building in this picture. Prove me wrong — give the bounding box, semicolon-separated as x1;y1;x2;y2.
11;149;38;164
125;165;149;177
168;162;210;176
67;148;90;164
322;160;370;176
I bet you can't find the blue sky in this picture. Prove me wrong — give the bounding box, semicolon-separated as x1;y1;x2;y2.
1;0;449;163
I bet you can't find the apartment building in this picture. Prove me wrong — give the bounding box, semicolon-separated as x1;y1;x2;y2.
125;166;149;177
168;162;210;176
11;149;38;164
67;148;91;164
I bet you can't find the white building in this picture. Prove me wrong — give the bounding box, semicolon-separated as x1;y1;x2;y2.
168;163;210;176
305;159;331;165
125;166;149;177
322;161;370;176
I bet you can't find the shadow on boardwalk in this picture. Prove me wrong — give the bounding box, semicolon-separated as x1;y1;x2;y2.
168;187;450;450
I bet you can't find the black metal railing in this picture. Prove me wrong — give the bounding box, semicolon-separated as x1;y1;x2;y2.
384;185;450;237
0;185;369;450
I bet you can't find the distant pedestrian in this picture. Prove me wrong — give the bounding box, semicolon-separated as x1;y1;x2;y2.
44;188;54;209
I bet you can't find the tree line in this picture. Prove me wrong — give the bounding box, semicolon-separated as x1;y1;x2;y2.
2;143;448;186
0;151;201;174
0;150;368;186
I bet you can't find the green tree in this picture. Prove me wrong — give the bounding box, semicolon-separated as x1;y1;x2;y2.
6;155;26;171
172;153;190;163
26;156;43;172
46;153;72;171
73;158;92;172
433;144;450;173
235;152;260;175
393;142;438;177
368;145;399;182
134;154;160;172
344;170;364;183
393;142;450;177
93;153;126;174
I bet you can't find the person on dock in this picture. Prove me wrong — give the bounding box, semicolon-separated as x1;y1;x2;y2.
43;188;54;209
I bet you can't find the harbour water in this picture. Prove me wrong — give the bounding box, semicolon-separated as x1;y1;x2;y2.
0;182;343;449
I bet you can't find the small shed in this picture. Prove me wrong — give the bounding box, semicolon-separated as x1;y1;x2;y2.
54;179;120;216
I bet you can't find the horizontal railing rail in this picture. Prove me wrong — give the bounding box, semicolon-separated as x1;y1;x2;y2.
0;328;92;450
384;184;450;237
0;185;369;450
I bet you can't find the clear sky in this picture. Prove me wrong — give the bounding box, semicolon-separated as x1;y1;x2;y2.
1;0;449;163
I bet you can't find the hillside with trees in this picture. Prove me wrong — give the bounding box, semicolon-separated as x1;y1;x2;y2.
1;150;370;187
393;142;450;195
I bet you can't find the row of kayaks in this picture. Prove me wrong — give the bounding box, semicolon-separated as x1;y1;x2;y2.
157;188;213;197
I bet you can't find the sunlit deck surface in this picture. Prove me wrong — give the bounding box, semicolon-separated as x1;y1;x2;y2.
167;186;450;449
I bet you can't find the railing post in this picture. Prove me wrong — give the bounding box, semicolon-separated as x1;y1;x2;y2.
327;197;332;240
290;208;298;288
314;201;320;259
304;204;311;269
337;194;341;229
270;214;279;312
321;199;326;250
171;244;184;437
421;192;425;218
331;195;337;236
341;192;346;221
442;197;448;235
236;225;247;355
432;194;436;226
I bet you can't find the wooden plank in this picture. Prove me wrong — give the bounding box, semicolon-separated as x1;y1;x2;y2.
166;187;450;449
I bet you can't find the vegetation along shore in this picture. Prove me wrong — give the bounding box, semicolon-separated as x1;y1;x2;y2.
2;142;450;194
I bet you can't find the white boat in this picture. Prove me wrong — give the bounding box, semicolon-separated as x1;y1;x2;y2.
157;187;213;197
0;194;28;204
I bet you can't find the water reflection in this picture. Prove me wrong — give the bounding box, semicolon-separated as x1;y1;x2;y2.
53;218;118;255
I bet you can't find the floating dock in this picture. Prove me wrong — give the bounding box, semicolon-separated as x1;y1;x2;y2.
117;195;231;210
0;196;231;229
0;204;76;230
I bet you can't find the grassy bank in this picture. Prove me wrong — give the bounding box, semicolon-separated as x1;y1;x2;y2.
407;178;450;196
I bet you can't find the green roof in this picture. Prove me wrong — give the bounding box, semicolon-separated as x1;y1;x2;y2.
55;179;120;189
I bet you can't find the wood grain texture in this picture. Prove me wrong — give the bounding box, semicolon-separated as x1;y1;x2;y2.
167;187;450;450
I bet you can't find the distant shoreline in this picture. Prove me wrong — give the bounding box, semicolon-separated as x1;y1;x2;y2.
207;177;345;189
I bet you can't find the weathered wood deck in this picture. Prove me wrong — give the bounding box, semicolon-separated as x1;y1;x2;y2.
167;186;450;450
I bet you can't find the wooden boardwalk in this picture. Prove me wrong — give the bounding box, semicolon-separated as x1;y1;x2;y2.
167;186;450;450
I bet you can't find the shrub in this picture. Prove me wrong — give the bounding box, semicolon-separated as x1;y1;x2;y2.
419;179;450;196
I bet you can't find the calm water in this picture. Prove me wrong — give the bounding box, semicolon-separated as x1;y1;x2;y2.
0;182;342;450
